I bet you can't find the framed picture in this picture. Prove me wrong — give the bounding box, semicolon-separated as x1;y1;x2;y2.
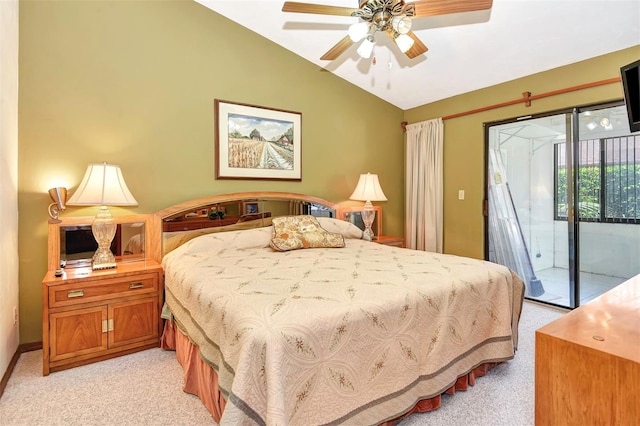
215;99;302;180
243;201;259;215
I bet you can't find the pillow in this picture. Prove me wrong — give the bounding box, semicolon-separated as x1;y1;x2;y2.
316;217;370;240
270;215;345;252
163;217;273;255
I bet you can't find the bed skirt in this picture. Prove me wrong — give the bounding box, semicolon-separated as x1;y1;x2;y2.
161;320;499;425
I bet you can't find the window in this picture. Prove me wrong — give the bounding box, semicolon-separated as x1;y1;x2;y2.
555;134;640;223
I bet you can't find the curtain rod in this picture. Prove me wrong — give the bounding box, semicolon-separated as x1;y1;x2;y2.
401;77;621;132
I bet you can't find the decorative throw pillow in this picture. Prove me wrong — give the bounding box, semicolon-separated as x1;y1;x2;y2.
270;215;345;252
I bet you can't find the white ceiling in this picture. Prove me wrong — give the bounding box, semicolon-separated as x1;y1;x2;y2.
197;0;640;110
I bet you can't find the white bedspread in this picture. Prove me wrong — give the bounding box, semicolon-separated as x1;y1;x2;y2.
162;226;524;425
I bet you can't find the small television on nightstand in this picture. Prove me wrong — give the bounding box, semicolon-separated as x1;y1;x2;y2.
620;59;640;133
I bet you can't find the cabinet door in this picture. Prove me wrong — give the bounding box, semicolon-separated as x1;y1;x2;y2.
50;306;108;361
108;297;158;349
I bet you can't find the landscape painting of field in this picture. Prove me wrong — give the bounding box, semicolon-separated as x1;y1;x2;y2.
215;100;301;181
227;113;294;170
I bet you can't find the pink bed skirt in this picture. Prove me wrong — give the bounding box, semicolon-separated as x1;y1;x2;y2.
161;320;498;424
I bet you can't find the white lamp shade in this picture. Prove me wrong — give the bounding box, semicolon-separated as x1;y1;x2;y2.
67;162;138;206
391;15;412;34
356;37;375;58
348;22;369;42
349;173;388;202
395;33;415;53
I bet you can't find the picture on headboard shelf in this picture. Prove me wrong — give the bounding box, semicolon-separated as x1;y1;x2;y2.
214;99;302;181
243;201;259;215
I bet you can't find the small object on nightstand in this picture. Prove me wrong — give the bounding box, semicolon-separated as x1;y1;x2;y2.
54;269;63;277
375;235;405;248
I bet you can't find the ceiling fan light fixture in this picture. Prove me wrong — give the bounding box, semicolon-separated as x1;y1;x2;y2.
394;32;414;53
391;15;412;34
348;21;370;42
601;118;613;131
357;36;375;58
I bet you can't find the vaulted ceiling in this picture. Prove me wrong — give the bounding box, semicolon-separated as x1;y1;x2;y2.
196;0;640;110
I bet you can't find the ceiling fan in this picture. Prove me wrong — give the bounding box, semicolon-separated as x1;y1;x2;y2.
282;0;493;60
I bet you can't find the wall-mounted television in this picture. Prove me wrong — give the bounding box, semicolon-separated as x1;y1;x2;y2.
620;59;640;133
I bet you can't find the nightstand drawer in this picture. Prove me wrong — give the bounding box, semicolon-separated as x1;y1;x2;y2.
49;273;158;308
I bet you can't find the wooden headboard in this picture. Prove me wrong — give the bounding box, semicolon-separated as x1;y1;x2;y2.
149;191;355;263
46;192;377;271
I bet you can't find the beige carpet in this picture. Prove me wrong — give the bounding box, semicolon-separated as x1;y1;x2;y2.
0;301;565;425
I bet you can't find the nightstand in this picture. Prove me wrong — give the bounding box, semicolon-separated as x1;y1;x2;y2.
42;259;163;375
375;235;405;248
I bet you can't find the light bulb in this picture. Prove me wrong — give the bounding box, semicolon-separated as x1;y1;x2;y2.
357;37;375;58
394;33;414;53
348;22;369;42
391;15;412;34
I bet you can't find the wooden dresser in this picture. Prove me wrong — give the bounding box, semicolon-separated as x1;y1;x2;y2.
535;274;640;425
42;259;163;375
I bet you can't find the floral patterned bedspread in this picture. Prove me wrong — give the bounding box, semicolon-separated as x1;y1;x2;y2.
162;225;524;425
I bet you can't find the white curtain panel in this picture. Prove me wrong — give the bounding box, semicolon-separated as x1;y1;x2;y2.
405;118;443;252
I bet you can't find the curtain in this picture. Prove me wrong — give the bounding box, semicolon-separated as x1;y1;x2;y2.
405;118;443;252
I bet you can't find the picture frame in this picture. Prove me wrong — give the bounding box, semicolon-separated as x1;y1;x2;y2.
215;99;302;180
243;201;259;215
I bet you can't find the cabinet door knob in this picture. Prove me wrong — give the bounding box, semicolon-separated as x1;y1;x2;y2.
67;289;84;298
101;319;114;333
129;282;144;289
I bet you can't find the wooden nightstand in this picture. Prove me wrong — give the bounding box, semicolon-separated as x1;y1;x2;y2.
375;235;405;248
42;259;163;375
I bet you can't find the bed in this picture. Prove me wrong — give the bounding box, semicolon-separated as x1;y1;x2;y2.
152;192;524;425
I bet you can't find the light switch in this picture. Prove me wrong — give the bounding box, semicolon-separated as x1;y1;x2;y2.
458;190;465;200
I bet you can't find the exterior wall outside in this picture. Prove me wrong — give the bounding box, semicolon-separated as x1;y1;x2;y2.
17;1;404;343
496;130;639;279
404;45;640;259
0;0;20;376
553;221;640;279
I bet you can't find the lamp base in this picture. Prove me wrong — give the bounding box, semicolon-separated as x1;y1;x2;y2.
91;258;117;270
362;200;376;240
91;206;117;270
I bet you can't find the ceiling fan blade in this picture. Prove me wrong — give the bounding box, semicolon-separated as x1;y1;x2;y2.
410;0;493;18
282;2;358;16
404;31;428;59
320;35;354;60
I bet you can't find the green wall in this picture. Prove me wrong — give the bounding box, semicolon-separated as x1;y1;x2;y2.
404;45;640;259
18;0;404;343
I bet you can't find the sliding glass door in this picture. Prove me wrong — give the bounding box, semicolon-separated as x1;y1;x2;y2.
486;102;639;308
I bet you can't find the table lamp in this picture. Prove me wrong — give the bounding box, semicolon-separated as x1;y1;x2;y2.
349;173;387;240
66;162;138;270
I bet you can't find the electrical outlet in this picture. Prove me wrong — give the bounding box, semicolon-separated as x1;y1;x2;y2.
458;190;465;200
13;306;18;324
